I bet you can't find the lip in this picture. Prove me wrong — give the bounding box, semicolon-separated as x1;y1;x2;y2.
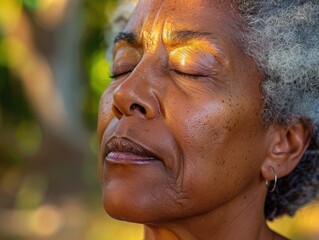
104;137;161;165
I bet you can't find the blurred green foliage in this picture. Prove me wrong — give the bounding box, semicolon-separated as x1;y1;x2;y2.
0;66;34;125
23;0;38;10
0;0;116;166
82;0;116;129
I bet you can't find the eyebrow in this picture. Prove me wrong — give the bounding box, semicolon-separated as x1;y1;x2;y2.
113;30;225;63
114;30;218;45
166;30;219;46
114;32;138;45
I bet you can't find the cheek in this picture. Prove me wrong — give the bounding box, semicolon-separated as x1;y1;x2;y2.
170;100;266;209
97;88;116;182
97;89;115;142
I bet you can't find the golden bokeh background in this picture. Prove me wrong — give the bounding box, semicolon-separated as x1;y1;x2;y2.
0;0;318;239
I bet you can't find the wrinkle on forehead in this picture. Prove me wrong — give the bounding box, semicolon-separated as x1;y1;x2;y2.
125;0;169;51
126;0;217;50
141;1;166;51
122;0;244;60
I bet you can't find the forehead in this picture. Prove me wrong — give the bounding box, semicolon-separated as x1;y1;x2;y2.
123;0;241;44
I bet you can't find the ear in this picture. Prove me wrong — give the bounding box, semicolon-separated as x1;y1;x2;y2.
261;120;312;180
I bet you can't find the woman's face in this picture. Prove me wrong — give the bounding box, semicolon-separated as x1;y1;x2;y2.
98;0;268;223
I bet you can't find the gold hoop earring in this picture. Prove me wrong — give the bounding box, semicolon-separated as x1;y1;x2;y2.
265;166;277;193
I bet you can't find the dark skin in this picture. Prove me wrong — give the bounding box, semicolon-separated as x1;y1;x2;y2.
98;0;311;239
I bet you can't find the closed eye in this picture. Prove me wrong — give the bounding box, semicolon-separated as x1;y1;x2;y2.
172;69;209;79
110;70;132;79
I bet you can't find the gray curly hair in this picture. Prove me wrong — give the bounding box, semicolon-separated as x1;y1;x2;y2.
235;0;319;220
109;0;319;220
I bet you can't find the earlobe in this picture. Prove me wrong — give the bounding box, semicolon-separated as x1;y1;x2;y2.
261;120;311;180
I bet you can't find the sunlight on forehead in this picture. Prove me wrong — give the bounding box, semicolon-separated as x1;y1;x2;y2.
139;17;167;51
162;21;224;57
162;20;173;43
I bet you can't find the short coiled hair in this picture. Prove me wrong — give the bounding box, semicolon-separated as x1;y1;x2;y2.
109;0;319;220
235;0;319;220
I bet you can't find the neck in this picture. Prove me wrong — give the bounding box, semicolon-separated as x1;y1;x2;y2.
143;186;278;240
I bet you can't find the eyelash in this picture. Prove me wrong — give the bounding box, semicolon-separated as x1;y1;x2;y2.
110;69;208;80
109;70;132;79
172;69;208;79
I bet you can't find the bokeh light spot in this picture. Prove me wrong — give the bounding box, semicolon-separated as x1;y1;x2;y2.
0;37;28;68
30;204;62;236
0;0;22;33
35;0;68;28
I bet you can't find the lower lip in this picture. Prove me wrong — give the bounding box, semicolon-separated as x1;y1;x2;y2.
105;152;159;165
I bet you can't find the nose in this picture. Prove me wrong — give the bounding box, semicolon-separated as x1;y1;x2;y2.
112;75;159;120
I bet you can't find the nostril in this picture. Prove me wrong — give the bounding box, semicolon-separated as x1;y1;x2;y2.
130;103;146;115
112;104;123;119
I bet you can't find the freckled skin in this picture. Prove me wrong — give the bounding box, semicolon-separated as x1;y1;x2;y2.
98;0;288;239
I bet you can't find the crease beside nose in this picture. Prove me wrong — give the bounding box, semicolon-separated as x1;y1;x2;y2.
112;80;159;120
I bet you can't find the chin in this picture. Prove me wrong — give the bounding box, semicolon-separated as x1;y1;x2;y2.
102;185;137;222
101;177;191;224
101;171;159;223
100;160;182;223
102;187;158;223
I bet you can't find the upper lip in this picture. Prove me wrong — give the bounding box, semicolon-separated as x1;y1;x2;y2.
104;137;159;160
